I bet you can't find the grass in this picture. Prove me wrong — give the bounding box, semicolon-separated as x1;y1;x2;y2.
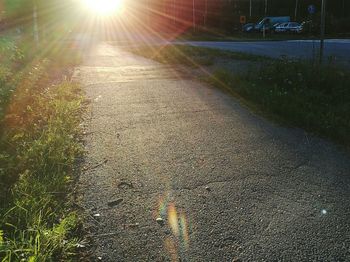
129;44;350;147
175;28;350;42
127;44;269;68
0;38;25;121
0;36;84;261
176;31;312;42
209;61;350;146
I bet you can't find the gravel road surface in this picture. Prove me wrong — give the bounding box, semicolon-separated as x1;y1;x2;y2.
75;43;350;261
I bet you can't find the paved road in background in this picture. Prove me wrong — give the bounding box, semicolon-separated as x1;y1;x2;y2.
75;43;350;261
179;39;350;65
72;33;350;65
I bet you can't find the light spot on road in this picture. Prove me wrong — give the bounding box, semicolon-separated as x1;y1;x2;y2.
156;194;190;258
94;95;102;102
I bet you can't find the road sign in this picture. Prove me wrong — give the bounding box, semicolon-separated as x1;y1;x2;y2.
240;16;246;24
308;5;316;14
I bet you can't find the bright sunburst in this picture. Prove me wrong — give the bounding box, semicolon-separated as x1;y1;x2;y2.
82;0;124;16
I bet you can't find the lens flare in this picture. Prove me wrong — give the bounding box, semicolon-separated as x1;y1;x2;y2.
179;213;189;250
165;236;180;261
168;203;179;237
155;193;191;260
82;0;124;16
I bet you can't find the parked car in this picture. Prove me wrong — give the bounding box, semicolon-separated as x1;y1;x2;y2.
270;23;281;32
254;16;290;31
242;23;255;33
275;22;303;33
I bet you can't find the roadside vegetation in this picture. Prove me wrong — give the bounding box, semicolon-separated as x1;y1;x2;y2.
0;36;84;260
175;30;325;42
128;45;350;147
211;60;350;146
128;45;269;67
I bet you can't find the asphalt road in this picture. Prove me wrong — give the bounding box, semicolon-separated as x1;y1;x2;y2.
71;32;350;65
178;39;350;66
75;43;350;261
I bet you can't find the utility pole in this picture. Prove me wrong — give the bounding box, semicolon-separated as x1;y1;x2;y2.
294;0;298;20
249;0;252;18
320;0;326;63
264;0;267;15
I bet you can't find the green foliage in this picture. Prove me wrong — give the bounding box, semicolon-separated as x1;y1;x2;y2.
4;0;30;18
0;39;15;122
0;38;24;65
0;37;84;260
0;5;84;259
1;212;79;261
0;78;83;260
0;230;4;248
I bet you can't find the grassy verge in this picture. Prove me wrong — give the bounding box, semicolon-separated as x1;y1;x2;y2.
0;37;84;260
175;29;350;42
129;44;350;147
209;61;350;146
127;44;269;67
176;32;313;42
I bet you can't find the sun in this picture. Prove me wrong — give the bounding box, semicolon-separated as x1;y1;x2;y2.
82;0;125;16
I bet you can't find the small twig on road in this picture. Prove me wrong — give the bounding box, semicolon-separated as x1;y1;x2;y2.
122;223;140;229
83;159;108;171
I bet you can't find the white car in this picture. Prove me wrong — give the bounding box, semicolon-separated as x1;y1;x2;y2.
275;22;303;33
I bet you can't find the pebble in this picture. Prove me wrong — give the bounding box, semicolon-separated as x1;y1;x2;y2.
205;186;211;191
156;217;164;225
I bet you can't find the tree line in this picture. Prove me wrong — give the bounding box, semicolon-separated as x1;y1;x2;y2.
149;0;349;32
0;0;349;35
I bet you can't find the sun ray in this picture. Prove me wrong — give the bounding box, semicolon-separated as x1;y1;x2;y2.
81;0;124;16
